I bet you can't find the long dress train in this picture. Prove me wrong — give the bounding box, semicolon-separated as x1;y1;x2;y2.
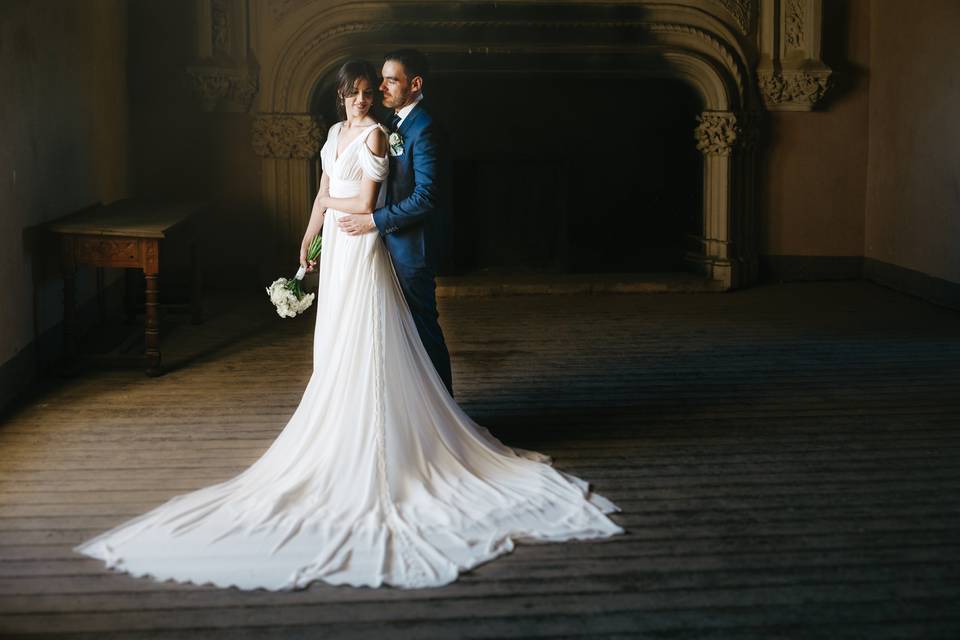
73;122;626;590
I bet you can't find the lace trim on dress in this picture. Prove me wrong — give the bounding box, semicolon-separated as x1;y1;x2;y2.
371;259;432;586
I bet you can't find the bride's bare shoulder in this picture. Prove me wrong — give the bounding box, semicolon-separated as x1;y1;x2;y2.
365;124;387;157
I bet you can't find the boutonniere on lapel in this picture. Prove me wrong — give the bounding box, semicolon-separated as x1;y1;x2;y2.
388;132;404;157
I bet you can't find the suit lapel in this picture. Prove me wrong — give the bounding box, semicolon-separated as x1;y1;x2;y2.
398;102;425;137
387;102;425;202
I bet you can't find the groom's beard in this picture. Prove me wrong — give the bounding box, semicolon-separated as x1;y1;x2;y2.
383;89;411;111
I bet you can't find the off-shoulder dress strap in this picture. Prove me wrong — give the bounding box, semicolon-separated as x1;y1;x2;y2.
357;124;389;182
360;123;387;150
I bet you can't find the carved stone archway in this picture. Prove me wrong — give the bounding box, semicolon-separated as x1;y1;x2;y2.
224;0;830;290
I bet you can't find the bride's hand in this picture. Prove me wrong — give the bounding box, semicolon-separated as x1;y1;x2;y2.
300;231;320;272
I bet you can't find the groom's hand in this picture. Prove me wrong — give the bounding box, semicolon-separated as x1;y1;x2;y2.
338;214;376;236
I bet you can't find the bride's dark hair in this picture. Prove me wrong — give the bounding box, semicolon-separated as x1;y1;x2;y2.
335;59;380;121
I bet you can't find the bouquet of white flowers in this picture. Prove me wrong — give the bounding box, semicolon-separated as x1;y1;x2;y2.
265;234;322;318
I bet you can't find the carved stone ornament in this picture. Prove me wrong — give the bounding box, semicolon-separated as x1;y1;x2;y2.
188;0;257;113
188;68;259;112
757;69;830;110
211;0;231;55
251;114;325;159
756;0;831;111
268;0;312;22
276;20;747;108
694;112;738;156
713;0;754;34
784;0;805;50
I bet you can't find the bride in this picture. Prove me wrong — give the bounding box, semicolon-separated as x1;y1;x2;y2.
74;59;625;590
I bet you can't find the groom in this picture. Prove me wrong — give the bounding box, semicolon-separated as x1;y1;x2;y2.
337;48;453;397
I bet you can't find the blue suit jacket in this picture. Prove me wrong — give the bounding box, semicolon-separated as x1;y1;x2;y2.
372;103;445;275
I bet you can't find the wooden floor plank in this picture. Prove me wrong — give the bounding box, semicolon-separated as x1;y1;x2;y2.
1;281;959;637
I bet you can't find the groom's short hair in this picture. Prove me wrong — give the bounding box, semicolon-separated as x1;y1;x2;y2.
384;48;430;84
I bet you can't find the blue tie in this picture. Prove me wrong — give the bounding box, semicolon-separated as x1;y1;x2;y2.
389;114;401;131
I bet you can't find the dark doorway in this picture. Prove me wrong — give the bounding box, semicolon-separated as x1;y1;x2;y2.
429;74;704;275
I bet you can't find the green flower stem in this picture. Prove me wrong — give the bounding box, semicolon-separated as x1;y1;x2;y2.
287;235;322;300
285;278;304;299
307;234;323;262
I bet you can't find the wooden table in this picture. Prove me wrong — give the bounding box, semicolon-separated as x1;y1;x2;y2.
46;199;206;376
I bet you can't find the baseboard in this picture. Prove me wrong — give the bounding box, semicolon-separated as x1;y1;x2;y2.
759;255;864;282
759;254;960;311
864;257;960;312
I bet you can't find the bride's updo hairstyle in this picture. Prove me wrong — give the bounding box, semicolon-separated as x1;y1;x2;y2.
335;59;380;120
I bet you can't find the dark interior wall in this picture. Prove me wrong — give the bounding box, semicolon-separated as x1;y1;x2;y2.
0;0;129;406
128;0;207;198
865;0;960;285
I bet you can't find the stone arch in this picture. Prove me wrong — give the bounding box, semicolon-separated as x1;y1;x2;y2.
253;3;757;288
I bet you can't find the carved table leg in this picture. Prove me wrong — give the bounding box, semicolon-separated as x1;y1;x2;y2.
143;239;162;376
144;271;161;375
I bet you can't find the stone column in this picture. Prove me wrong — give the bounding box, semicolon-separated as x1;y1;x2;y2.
693;110;738;289
251;114;326;267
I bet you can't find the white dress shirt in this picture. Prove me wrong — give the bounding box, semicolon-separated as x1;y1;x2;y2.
394;93;424;128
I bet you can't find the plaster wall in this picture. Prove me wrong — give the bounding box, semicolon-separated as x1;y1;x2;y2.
864;0;960;284
0;0;129;390
761;0;870;258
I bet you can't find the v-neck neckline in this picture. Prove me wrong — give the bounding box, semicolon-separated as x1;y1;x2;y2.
334;123;374;163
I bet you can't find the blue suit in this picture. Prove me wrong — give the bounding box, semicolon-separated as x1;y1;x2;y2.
372;102;453;396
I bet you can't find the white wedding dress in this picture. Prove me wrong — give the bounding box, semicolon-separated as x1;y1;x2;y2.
74;122;625;590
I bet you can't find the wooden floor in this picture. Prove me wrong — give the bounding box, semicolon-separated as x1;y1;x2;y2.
1;280;959;638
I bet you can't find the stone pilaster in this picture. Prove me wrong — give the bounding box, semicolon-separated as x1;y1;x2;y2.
187;0;259;113
252;114;327;262
691;111;739;288
756;0;832;111
251;114;325;159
